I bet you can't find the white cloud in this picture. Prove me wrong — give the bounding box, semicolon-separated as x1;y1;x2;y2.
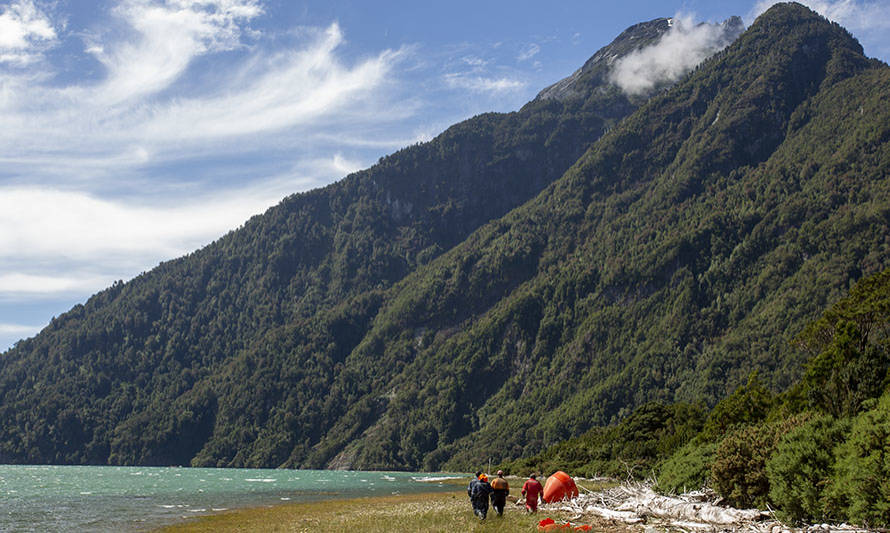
443;72;525;93
517;43;540;62
0;273;109;295
610;15;739;96
0;186;271;262
330;153;364;175
0;0;56;65
0;148;369;302
139;24;406;142
0;14;406;181
0;322;41;336
86;0;261;103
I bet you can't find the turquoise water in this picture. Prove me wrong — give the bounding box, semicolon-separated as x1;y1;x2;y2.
0;465;460;532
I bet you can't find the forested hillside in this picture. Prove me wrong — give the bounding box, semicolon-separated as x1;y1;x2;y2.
0;14;697;466
281;2;889;471
505;266;890;526
1;3;888;479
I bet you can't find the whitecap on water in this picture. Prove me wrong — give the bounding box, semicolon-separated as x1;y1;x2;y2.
244;479;276;482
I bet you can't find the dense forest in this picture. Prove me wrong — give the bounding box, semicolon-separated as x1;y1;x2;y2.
0;4;888;525
505;266;890;526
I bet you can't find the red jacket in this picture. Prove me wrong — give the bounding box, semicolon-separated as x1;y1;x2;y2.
522;478;543;502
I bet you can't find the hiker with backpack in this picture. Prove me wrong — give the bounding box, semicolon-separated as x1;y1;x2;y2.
468;472;493;519
489;470;510;516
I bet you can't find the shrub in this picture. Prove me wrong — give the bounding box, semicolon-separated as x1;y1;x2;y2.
657;440;717;494
711;414;806;509
828;392;890;527
766;413;848;524
700;373;774;441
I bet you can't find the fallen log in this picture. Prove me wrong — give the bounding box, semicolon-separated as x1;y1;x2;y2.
543;482;772;530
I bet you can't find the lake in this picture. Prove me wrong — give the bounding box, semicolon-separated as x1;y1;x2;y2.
0;465;461;532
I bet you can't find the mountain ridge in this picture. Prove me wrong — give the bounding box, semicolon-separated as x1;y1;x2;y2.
1;3;888;473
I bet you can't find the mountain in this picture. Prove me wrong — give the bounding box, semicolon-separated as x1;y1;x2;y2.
535;15;744;101
1;4;887;472
300;3;888;471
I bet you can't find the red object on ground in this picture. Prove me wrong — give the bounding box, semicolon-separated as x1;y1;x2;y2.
574;526;592;531
537;517;556;530
542;471;579;503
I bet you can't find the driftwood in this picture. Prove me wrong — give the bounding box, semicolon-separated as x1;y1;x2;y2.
540;482;878;532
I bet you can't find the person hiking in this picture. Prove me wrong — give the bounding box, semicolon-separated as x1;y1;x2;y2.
467;470;482;500
469;473;493;519
490;470;510;517
521;473;544;512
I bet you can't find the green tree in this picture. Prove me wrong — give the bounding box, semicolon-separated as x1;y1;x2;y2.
766;414;848;524
828;392;890;527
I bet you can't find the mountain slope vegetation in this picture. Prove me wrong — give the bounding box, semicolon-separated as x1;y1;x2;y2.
0;13;687;466
289;3;890;471
1;4;888;481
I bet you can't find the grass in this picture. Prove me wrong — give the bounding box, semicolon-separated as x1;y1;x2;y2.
159;490;545;532
158;478;620;532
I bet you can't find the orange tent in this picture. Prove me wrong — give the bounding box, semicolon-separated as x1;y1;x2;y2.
542;471;579;503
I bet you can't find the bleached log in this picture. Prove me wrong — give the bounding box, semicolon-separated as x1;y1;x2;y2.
583;506;644;524
544;482;773;530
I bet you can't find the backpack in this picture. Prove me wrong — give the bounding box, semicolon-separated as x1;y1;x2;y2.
471;480;490;502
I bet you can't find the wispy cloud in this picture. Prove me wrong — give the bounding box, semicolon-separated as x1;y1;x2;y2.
0;273;110;296
0;14;406;172
517;43;540;62
610;15;740;95
443;72;525;93
0;322;40;335
0;0;55;65
0;186;277;262
86;0;262;104
0;2;412;311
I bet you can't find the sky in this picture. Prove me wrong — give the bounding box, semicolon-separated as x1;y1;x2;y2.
1;0;889;352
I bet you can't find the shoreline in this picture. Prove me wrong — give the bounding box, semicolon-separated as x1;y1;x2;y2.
156;487;518;532
157;477;620;532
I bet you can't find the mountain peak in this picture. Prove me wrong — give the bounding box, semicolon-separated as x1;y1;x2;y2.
535;15;744;102
746;1;862;55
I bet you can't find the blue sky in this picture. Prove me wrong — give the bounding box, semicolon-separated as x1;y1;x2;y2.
1;0;889;352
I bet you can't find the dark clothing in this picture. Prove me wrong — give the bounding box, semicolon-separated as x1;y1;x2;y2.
467;478;478;499
491;492;507;516
490;476;509;516
469;479;493;519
